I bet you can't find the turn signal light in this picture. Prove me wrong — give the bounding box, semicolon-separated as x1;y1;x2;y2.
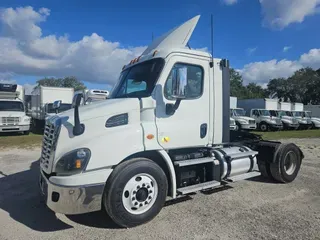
75;160;82;169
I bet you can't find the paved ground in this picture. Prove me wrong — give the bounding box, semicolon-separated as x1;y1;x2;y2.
0;138;319;240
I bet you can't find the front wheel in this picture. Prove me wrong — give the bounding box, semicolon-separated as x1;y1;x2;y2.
259;122;269;132
103;158;168;228
23;131;30;135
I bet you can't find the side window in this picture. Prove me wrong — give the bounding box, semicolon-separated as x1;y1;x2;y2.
252;110;258;116
164;63;203;100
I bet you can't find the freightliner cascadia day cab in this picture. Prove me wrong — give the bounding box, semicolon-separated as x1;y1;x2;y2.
39;16;304;228
0;83;31;134
238;98;283;132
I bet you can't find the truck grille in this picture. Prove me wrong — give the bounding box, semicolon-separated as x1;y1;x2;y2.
1;117;20;125
40;117;61;172
249;120;255;124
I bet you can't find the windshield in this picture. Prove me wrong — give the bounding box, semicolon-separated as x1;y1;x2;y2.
47;103;72;113
0;101;24;112
260;109;270;116
111;58;165;98
269;110;278;117
293;111;303;117
232;109;245;116
304;111;311;118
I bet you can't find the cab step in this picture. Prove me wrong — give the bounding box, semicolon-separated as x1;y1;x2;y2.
177;180;221;195
226;171;261;182
173;157;214;167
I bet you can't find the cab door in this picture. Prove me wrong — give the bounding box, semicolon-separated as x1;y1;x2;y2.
154;55;210;149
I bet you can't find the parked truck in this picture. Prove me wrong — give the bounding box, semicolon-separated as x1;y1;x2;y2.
268;102;299;130
291;103;312;129
0;83;30;134
304;110;320;129
238;98;283;131
39;16;304;228
230;96;256;131
30;86;74;129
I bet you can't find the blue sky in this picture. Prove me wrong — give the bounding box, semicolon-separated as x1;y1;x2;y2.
0;0;320;92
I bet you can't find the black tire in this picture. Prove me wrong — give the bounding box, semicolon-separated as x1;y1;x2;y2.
236;122;242;131
23;131;30;135
258;161;273;179
270;143;302;183
312;123;316;129
103;158;168;228
259;122;268;132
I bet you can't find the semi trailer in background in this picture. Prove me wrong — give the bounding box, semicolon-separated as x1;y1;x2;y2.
30;86;74;129
230;96;256;131
0;83;30;134
39;15;304;228
238;98;282;131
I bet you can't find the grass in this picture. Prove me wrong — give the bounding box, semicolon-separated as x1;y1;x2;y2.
0;129;320;149
0;133;43;149
252;129;320;140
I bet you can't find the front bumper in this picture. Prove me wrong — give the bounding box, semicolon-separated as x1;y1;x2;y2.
230;125;237;130
285;123;299;129
39;170;108;215
240;123;257;130
0;124;30;132
270;124;283;130
313;122;320;128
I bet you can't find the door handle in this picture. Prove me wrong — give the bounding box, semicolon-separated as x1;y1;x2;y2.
200;123;207;139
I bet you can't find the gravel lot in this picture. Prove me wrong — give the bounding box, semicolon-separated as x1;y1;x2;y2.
1;138;319;240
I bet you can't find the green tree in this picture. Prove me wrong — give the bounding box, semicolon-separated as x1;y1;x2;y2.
245;83;268;99
36;76;86;91
230;68;247;99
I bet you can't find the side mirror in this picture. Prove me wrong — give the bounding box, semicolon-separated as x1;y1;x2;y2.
53;100;62;114
72;93;83;108
166;66;187;115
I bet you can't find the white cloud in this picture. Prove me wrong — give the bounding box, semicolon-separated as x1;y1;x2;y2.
0;6;145;85
260;0;320;29
283;46;292;52
240;48;320;84
222;0;238;5
246;47;257;55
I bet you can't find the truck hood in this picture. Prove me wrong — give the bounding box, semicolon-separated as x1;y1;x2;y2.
0;111;26;118
233;116;255;121
56;98;140;125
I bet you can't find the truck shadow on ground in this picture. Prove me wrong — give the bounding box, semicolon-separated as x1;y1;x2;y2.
0;160;73;232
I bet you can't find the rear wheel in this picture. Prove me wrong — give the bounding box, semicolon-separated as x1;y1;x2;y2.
270;144;302;183
103;158;168;228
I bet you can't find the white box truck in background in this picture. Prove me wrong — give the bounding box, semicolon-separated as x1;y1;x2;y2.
74;89;109;105
238;98;282;131
304;105;320;129
0;83;30;134
291;102;312;129
38;15;304;228
31;86;74;129
230;96;256;131
268;102;300;130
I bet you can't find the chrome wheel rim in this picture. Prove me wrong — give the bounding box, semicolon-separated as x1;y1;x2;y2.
284;151;297;175
122;173;158;215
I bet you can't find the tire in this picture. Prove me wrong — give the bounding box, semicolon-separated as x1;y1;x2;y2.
270;143;302;183
236;122;241;131
258;161;273;179
259;122;268;132
23;131;30;135
103;158;168;228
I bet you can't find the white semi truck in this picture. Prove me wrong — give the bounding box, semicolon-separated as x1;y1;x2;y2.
39;16;304;228
0;83;30;134
230;97;256;131
238;98;283;131
30;86;74;129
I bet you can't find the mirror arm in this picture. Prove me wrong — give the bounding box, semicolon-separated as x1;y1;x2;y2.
166;99;182;115
73;104;85;136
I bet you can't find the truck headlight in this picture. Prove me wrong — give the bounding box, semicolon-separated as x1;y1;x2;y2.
238;120;248;124
55;148;91;175
24;117;31;122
